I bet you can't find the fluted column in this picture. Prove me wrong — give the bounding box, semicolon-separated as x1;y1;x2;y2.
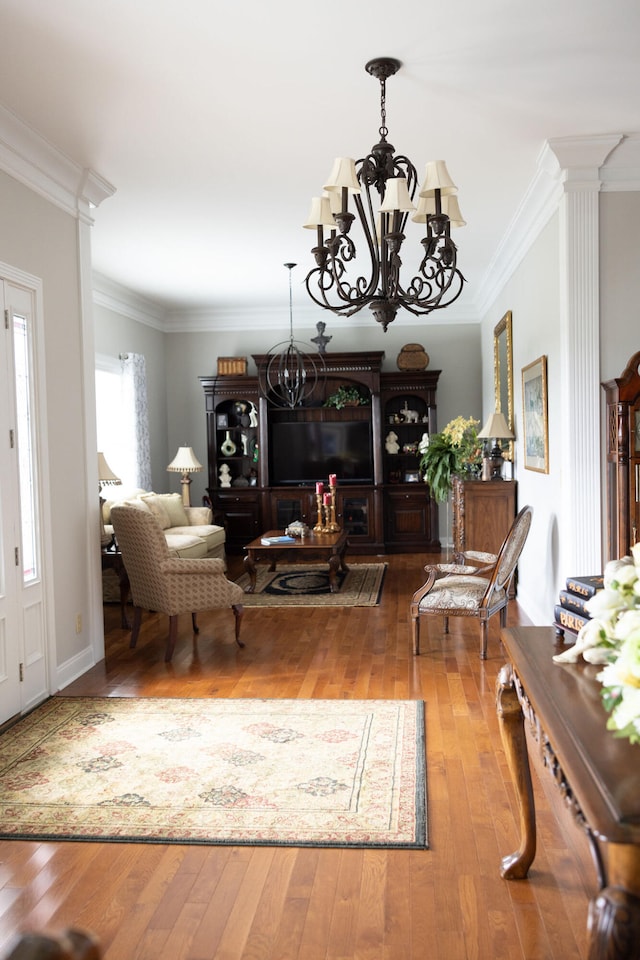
542;136;621;575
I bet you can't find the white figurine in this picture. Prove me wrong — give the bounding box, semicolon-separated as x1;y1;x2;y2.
248;402;258;428
219;463;232;488
385;430;400;454
418;433;430;454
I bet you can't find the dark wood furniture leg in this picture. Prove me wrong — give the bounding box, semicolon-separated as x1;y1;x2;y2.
243;554;257;592
129;606;142;649
495;663;536;879
587;846;640;960
327;555;341;592
232;604;245;647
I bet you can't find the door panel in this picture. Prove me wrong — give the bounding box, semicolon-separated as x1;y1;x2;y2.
0;279;49;724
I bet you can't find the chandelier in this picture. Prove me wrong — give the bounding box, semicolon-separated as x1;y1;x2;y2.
303;57;466;331
261;263;324;408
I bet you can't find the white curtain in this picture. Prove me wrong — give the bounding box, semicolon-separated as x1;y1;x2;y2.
122;353;152;490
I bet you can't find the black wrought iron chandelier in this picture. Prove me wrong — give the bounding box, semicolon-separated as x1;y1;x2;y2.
303;57;466;332
261;263;324;408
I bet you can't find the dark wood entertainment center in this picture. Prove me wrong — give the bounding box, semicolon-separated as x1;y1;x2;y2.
200;351;441;554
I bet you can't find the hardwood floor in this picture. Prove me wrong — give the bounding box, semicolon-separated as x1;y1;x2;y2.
0;554;594;959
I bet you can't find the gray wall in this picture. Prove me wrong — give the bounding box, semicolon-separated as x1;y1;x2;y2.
93;303;169;490
0;169;89;669
163;321;482;516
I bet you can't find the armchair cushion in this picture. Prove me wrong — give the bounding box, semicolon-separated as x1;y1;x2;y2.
417;574;500;613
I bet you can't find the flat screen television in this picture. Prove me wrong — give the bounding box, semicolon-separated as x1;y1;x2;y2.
269;419;374;485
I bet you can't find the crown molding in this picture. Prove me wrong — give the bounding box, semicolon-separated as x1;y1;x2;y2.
161;298;478;333
92;272;167;331
0;102;114;221
475;133;637;316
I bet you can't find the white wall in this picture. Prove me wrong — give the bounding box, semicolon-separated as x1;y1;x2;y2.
482;215;562;623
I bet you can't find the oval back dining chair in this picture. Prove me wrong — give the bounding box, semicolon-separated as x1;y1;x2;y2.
410;504;533;660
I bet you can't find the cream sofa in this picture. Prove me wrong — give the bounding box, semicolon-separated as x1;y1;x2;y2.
102;489;226;561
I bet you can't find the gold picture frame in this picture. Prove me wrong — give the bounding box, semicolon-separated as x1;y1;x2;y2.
522;355;549;473
493;311;514;462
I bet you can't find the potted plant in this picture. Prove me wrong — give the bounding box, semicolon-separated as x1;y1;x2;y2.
324;385;370;410
419;416;482;502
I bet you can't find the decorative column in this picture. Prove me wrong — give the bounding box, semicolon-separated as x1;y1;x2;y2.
542;136;622;575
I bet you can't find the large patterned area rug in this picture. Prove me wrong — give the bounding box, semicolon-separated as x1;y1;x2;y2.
0;696;427;848
235;562;386;606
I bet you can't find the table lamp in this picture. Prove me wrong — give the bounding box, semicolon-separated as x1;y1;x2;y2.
477;412;514;480
98;452;121;546
167;445;203;506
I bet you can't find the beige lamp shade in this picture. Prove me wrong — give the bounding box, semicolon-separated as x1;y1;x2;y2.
411;193;466;228
97;452;121;484
167;446;203;507
418;160;458;197
167;446;203;473
323;157;361;194
478;411;514;440
303;195;337;231
379;177;416;213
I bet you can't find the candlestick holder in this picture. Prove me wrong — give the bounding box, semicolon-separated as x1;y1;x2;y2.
313;493;325;533
327;487;341;533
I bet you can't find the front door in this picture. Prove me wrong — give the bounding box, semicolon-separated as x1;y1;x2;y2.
0;277;50;725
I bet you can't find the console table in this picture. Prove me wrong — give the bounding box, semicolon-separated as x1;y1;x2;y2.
497;626;640;959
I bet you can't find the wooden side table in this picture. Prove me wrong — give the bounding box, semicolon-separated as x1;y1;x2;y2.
498;626;640;959
101;546;130;628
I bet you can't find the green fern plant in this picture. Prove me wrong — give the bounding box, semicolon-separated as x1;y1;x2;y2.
419;433;459;503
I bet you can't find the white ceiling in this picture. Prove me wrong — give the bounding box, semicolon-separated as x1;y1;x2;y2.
1;0;640;324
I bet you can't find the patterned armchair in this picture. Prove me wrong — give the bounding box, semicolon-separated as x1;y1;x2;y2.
111;503;244;662
410;505;533;660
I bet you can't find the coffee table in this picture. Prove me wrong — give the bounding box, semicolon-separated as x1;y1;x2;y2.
243;529;349;594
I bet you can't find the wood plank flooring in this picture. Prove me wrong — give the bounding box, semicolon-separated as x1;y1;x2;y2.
0;554;594;959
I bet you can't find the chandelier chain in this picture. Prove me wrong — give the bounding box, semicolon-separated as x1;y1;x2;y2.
379;76;388;141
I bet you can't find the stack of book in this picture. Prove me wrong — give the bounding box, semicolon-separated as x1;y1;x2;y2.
553;574;603;637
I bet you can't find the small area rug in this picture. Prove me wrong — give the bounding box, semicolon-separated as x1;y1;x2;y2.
0;696;427;848
235;562;386;606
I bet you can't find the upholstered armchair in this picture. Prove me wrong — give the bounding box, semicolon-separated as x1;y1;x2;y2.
410;505;533;660
111;503;244;662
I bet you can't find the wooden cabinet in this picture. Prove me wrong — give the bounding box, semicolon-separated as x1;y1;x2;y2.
452;478;517;591
602;352;640;561
200;353;440;554
381;370;440;552
384;487;438;550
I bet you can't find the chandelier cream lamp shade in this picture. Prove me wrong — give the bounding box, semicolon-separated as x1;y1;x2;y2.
97;452;121;547
167;446;203;506
303;57;466;331
478;412;515;481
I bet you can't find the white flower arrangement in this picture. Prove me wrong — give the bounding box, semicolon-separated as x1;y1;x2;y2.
553;544;640;744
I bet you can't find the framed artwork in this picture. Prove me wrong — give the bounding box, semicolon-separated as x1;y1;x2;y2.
522;355;549;473
404;470;420;483
216;413;228;429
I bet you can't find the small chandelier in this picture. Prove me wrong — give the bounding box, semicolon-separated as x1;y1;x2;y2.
261;263;324;408
303;57;466;331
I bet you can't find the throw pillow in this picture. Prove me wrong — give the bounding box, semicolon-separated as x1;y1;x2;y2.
155;493;189;527
140;494;171;529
